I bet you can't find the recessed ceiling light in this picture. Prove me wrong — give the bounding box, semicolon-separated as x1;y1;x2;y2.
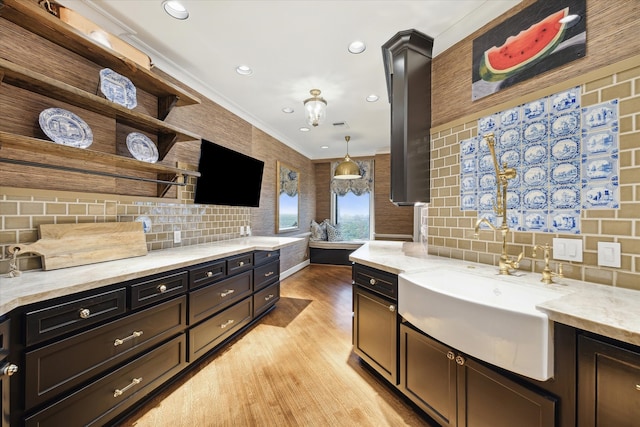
162;1;189;20
348;40;366;54
236;65;253;75
366;94;379;102
282;107;294;114
299;127;310;132
321;145;329;149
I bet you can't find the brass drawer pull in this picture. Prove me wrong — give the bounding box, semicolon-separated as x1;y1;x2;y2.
220;289;235;298
264;271;274;277
1;363;18;377
206;271;214;277
79;308;91;319
369;278;377;285
157;284;167;293
113;377;142;398
389;304;396;312
239;261;245;267
114;330;143;347
264;294;275;301
220;319;234;329
447;351;455;360
455;355;466;366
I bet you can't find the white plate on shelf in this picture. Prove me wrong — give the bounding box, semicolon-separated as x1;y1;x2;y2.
126;132;159;163
99;68;137;109
38;108;93;148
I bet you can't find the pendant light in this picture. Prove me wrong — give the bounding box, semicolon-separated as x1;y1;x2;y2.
334;136;361;179
303;89;327;127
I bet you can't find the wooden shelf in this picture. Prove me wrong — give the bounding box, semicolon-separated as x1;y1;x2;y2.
0;0;201;119
0;131;200;199
0;57;200;161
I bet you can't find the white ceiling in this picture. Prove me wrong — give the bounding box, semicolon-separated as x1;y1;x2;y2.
60;0;521;160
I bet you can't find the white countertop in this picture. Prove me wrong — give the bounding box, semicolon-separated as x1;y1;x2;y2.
350;241;640;347
0;236;302;315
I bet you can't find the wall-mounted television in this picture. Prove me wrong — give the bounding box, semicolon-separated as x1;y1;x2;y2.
194;139;264;207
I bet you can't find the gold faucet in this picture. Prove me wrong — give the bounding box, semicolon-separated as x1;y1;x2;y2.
473;132;523;275
532;243;564;284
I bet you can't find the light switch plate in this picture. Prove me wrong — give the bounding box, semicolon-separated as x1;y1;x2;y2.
598;242;621;267
173;230;181;243
552;238;583;262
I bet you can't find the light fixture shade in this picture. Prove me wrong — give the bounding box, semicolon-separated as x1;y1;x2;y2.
334;136;362;179
303;89;327;127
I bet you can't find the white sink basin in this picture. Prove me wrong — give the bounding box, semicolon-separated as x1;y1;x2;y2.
398;267;572;381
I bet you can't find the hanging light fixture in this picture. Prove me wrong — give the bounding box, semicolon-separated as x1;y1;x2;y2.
303;89;327;127
334;136;361;179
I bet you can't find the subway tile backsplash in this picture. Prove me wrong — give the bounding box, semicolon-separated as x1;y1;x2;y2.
431;62;640;289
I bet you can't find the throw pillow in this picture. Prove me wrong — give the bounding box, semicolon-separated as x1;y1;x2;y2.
326;222;343;242
310;220;328;241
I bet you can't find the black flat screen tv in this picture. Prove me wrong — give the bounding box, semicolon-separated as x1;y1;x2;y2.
194;139;264;207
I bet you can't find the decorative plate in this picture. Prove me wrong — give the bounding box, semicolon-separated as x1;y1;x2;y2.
38;108;93;148
99;68;137;109
126;132;159;163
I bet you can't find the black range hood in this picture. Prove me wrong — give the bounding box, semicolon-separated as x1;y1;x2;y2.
382;29;433;206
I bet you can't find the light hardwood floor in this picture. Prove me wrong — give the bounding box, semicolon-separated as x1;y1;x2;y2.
118;264;437;427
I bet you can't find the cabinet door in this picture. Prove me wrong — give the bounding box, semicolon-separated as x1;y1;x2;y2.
578;335;640;427
353;286;398;384
459;356;556;427
400;323;457;426
0;319;11;427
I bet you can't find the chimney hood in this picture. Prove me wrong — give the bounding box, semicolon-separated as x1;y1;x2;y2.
382;29;433;206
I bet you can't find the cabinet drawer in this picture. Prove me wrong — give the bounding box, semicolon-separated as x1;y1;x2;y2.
254;281;279;317
254;259;279;291
227;252;253;275
24;334;187;427
189;259;226;290
189;297;253;361
189;270;252;325
353;264;398;301
130;271;187;310
25;296;186;409
254;250;279;266
25;288;126;346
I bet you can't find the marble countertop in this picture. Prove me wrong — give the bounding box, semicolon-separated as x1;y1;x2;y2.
350;241;640;347
0;236;302;316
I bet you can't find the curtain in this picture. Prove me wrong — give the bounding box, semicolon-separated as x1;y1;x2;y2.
330;159;374;196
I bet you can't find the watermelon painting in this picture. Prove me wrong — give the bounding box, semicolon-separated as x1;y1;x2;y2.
471;0;586;100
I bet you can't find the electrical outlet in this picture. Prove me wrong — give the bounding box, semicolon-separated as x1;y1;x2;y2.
240;226;245;236
246;225;251;236
173;230;181;243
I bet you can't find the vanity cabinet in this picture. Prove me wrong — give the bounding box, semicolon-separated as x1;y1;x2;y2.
578;334;640;427
352;264;399;384
400;322;557;427
0;319;16;427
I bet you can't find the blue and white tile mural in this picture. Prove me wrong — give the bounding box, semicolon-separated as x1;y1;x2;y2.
460;86;620;234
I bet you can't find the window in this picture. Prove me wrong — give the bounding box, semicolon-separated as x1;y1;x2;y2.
330;159;374;241
334;191;371;240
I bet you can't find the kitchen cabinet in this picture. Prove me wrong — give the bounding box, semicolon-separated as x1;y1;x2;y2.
578;334;640;427
0;319;17;427
0;0;201;197
382;29;433;205
352;263;399;384
400;322;557;427
7;249;280;426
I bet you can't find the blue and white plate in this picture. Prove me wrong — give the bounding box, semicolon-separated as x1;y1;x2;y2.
99;68;137;109
38;108;93;148
126;132;159;163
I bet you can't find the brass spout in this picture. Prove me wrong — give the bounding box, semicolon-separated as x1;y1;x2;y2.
474;217;497;237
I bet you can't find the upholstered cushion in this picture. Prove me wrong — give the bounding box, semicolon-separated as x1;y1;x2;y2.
310;220;327;241
325;222;343;242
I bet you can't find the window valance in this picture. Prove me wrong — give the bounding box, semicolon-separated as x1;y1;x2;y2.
330;159;374;196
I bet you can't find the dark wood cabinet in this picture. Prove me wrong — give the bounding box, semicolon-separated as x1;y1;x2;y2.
352;263;399;384
0;319;15;427
400;322;557;427
578;334;640;427
189;270;253;325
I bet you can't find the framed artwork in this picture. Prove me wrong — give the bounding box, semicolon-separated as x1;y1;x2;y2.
472;0;586;100
276;161;299;233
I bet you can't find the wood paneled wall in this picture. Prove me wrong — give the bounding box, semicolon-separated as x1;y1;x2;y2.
373;153;414;237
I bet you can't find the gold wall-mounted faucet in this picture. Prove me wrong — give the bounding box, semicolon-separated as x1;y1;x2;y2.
473;132;523;276
532;243;564;284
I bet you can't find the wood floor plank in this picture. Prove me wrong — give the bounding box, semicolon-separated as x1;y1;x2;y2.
117;265;436;427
